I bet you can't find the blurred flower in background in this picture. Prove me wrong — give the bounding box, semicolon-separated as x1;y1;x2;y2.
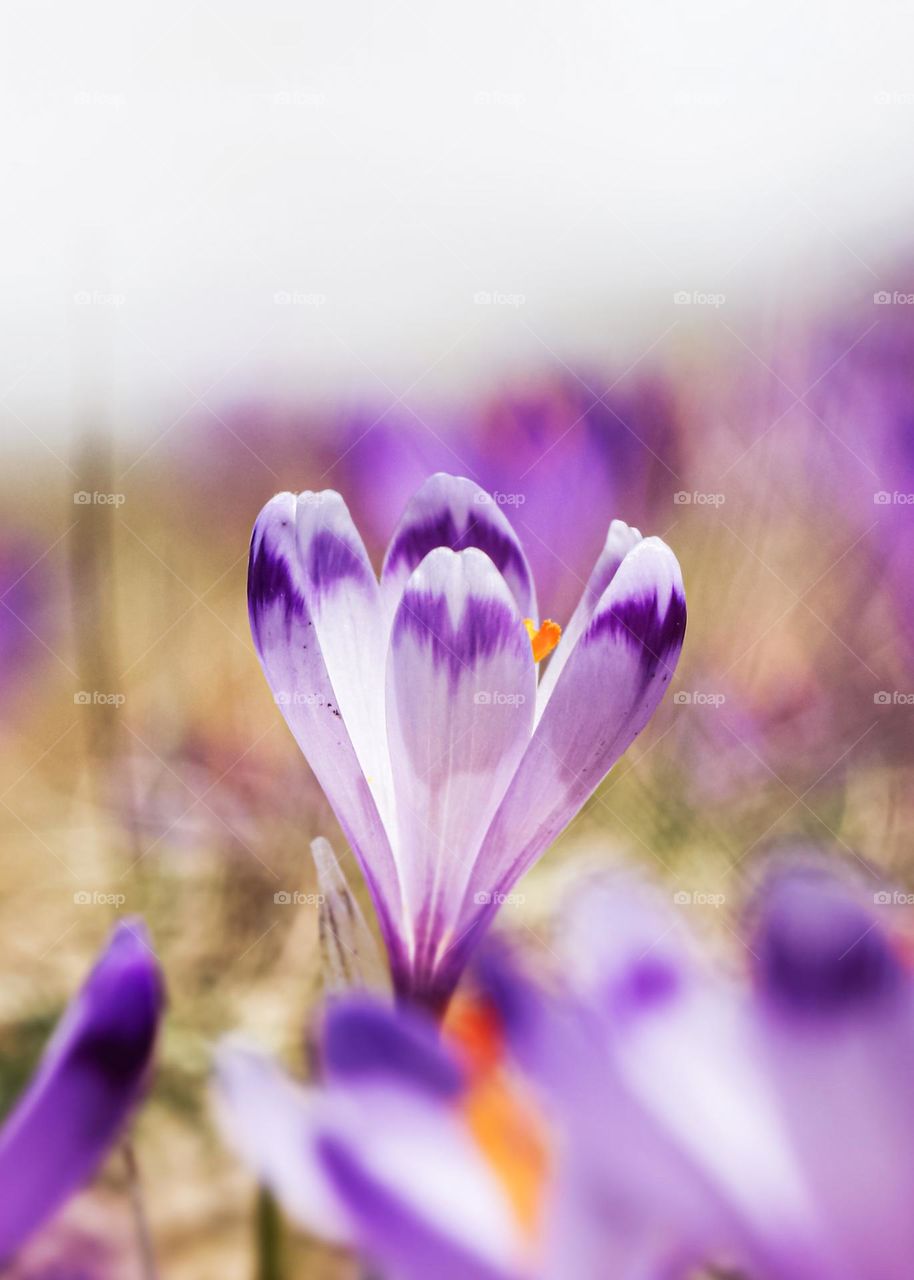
337;373;681;620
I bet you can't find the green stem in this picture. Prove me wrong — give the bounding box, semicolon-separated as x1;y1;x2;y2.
256;1186;284;1280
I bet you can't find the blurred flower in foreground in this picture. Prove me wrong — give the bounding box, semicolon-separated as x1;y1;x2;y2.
248;472;685;1009
215;995;533;1280
217;855;914;1279
340;375;679;620
0;920;163;1266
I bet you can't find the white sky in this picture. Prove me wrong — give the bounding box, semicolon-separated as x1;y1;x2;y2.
2;0;914;446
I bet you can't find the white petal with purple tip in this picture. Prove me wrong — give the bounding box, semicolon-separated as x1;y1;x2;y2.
247;495;402;948
386;546;535;996
381;473;537;621
536;518;643;718
463;537;686;928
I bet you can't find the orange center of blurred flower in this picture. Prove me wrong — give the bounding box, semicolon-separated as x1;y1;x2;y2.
444;994;549;1242
524;618;562;663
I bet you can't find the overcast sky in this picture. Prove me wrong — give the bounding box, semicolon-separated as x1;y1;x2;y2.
3;0;914;448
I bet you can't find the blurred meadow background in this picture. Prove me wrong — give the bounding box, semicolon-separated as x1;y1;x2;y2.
4;0;914;1274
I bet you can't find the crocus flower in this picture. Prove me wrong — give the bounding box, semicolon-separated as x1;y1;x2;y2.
247;472;686;1009
0;919;164;1265
219;857;914;1280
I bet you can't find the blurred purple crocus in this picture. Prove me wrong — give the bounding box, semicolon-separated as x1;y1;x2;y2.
339;377;679;622
487;857;914;1280
0;919;163;1265
247;472;686;1009
0;542;48;712
218;857;914;1280
215;997;527;1280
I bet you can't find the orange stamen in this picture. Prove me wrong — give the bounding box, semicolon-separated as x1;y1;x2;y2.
444;994;549;1241
523;618;561;663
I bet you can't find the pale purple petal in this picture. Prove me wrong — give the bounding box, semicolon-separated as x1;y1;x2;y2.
318;1134;523;1280
448;538;685;971
535;519;643;715
213;1041;350;1243
747;860;914;1280
386;546;535;1006
248;493;403;965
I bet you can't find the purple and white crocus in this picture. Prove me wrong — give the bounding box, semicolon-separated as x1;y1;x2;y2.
0;919;163;1265
218;855;914;1280
248;472;686;1009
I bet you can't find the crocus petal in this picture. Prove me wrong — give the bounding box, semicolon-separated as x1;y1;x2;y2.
449;538;685;968
747;861;914;1280
248;493;403;959
535;519;643;717
381;474;537;621
386;546;535;1004
319;1132;524;1280
215;1031;524;1279
213;1041;350;1243
558;875;842;1280
322;993;466;1100
476;937;744;1280
0;920;163;1263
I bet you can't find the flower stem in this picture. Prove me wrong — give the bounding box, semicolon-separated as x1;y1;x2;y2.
256;1187;284;1280
122;1140;158;1280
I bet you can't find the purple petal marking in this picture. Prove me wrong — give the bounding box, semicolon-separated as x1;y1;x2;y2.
585;583;687;677
305;527;375;597
247;527;307;651
749;863;901;1016
0;919;163;1263
386;503;528;590
248;518;373;652
321;996;465;1100
382;474;536;618
317;1136;520;1280
393;589;525;680
610;956;682;1024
